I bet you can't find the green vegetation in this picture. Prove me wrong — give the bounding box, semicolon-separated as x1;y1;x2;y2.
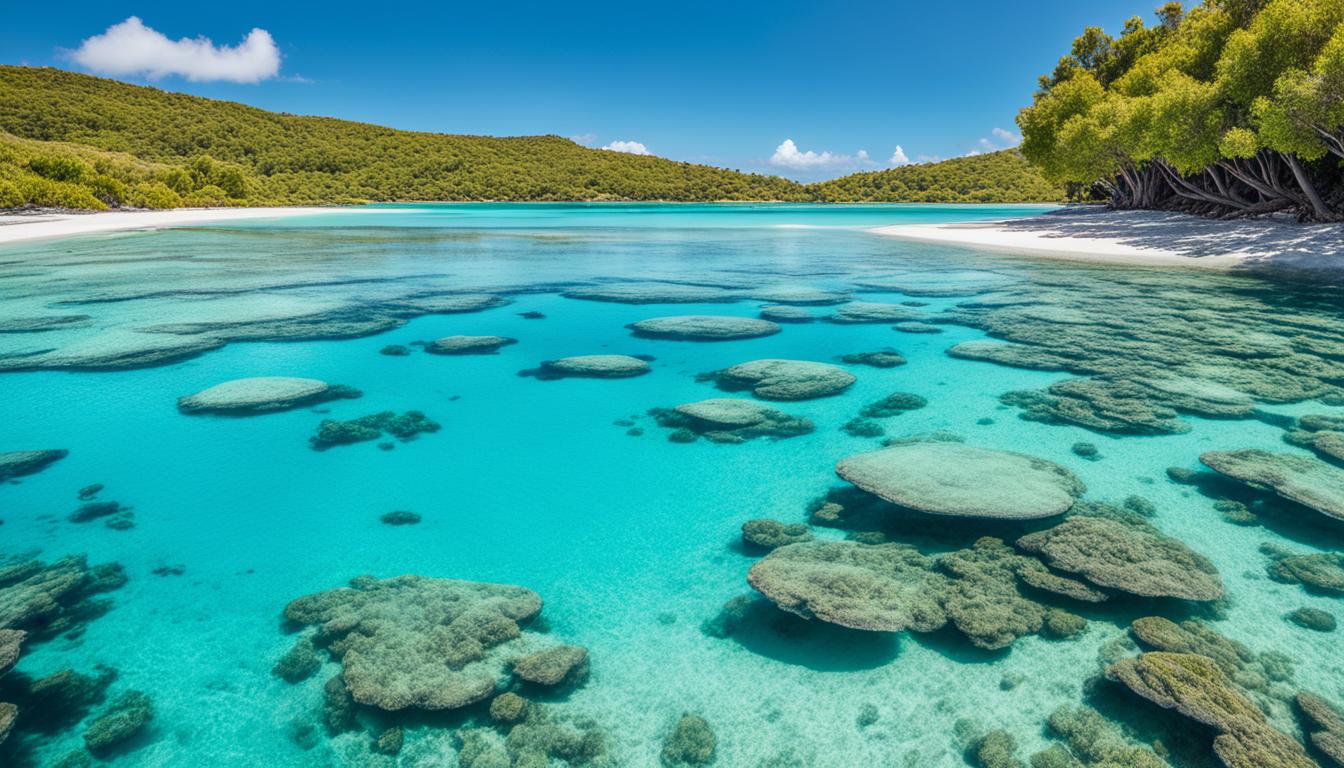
811;150;1063;203
0;66;811;207
1019;0;1344;220
0;66;1061;210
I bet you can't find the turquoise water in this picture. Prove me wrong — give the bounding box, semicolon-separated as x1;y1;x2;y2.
2;203;1342;767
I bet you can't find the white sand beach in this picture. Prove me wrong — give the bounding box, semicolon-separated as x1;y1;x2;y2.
873;207;1344;272
0;207;356;245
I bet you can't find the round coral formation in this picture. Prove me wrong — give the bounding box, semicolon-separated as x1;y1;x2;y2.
704;359;856;401
178;377;358;415
629;316;781;341
835;443;1083;520
539;355;651;379
424;335;518;355
747;541;949;633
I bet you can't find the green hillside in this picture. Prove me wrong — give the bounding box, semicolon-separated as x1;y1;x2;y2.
810;150;1064;203
0;66;1063;210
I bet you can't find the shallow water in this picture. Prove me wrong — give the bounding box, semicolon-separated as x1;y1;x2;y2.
2;203;1343;767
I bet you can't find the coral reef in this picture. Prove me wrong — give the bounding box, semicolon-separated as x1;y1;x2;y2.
1106;652;1313;768
893;321;943;334
747;541;949;633
629;316;780;341
309;411;440;450
1295;691;1344;766
379;511;422;526
1017;517;1222;601
531;355;652;380
0;315;90;333
749;286;849;305
1035;705;1168;767
83;690;153;756
740;519;813;550
178;376;361;415
1127;617;1294;702
0;555;126;639
836;443;1083;520
1201;449;1344;523
459;698;607;767
841;418;885;438
701;359;855;401
839;350;906;368
272;637;321;683
1262;544;1344;596
651;399;812;443
1286;607;1336;632
661;714;716;767
563;283;739;304
758;305;816;323
283;575;542;711
0;450;68;482
1283;413;1344;464
828;302;923;324
1001;376;1252;436
424;335;518;355
512;645;589;688
379;344;411;356
969;729;1024;768
857;392;927;418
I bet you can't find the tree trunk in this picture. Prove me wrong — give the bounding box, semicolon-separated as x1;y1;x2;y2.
1284;153;1336;220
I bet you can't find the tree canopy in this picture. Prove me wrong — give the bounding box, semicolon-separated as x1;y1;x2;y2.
1018;0;1344;220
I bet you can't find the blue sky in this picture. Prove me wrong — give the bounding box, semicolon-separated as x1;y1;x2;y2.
2;1;1159;180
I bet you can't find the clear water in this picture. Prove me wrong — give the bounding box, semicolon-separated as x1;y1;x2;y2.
1;203;1341;767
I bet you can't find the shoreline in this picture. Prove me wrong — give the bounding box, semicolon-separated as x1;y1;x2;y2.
0;206;357;245
870;208;1344;273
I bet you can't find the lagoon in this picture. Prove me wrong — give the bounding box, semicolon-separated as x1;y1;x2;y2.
2;203;1342;767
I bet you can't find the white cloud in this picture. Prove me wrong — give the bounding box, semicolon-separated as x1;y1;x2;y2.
856;149;870;162
769;139;854;169
601;140;651;155
889;145;910;165
70;17;281;83
966;127;1021;156
570;133;597;146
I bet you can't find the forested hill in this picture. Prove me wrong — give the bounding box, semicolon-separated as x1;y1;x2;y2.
0;66;1062;209
810;151;1064;203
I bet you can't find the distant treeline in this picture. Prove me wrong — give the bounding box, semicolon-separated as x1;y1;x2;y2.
1019;0;1344;221
0;66;1062;211
810;151;1064;203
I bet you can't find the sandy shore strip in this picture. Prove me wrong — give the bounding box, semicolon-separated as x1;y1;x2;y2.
872;207;1344;272
0;206;361;245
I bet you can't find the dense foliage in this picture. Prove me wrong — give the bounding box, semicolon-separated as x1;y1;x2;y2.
0;66;1061;210
1019;0;1344;220
0;66;810;206
810;151;1063;203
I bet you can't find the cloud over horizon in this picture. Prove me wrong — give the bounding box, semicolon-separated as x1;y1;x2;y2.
769;139;851;170
966;127;1021;156
600;140;651;155
70;17;281;83
889;145;910;165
